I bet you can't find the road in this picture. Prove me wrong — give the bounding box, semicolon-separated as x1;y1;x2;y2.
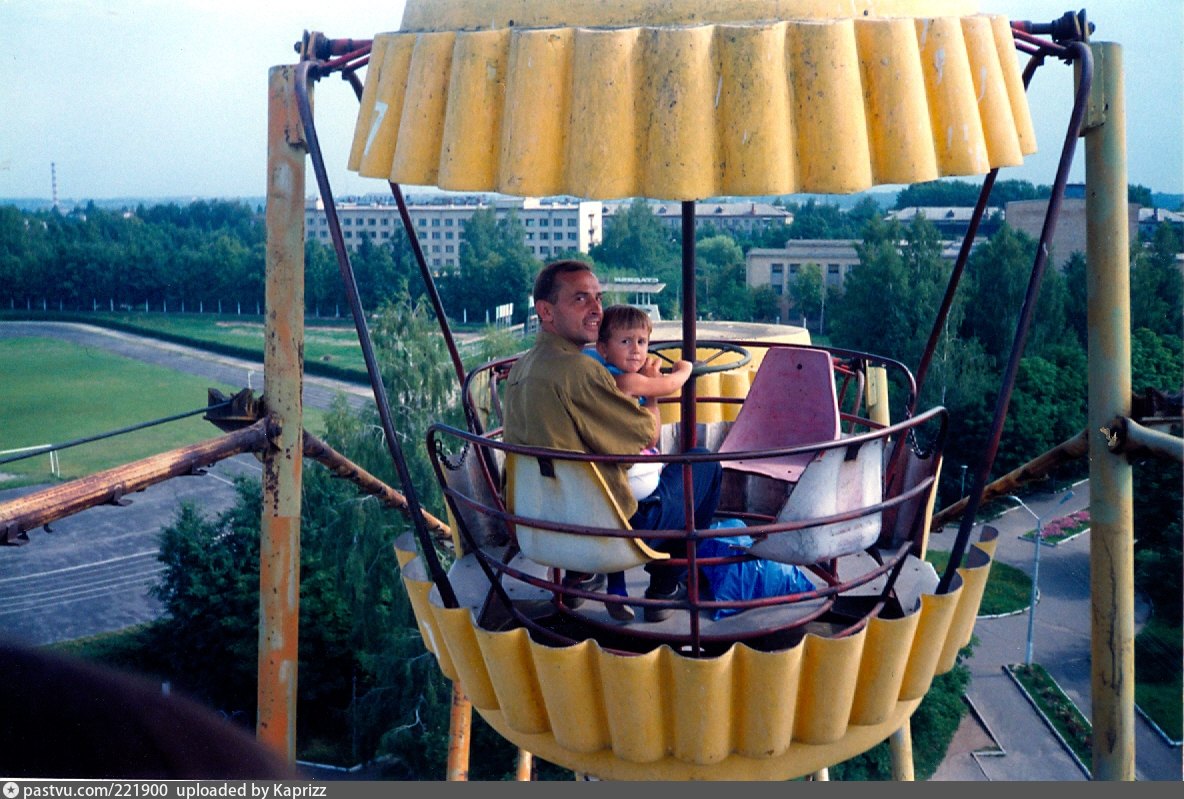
0;320;379;646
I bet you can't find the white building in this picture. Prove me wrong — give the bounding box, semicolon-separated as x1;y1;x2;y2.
605;200;792;236
305;195;605;272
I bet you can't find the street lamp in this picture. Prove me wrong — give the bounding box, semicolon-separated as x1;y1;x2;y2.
1007;491;1075;666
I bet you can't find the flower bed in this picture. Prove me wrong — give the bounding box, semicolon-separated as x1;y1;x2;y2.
1021;510;1090;545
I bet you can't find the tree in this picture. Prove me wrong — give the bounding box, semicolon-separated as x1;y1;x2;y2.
591;199;680;318
1131;221;1184;338
441;208;538;326
695;235;748;320
959;224;1074;366
789;262;824;329
828;215;947;373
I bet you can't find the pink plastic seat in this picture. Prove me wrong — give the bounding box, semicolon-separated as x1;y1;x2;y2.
718;347;841;483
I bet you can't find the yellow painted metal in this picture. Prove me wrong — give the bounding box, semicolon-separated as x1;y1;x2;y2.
500;28;576;197
864;365;891;428
898;589;960;700
258;64;306;762
439;29;511;190
732;644;802;758
395;526;995;778
433;605;500;707
401;0;980;32
790;19;872;194
1083;41;1135;781
937;527;998;672
889;720;915;780
668;647;735;764
532;640;612;753
351;1;1035;199
446;684;472;780
719;370;751;422
915;17;990;177
856;18;940;186
794;630;866;744
599;646;667;762
850;613;920;726
475;626;551;734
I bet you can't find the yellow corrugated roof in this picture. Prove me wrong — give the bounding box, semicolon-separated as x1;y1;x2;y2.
349;0;1036;199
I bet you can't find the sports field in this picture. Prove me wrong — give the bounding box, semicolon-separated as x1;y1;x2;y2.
0;336;323;486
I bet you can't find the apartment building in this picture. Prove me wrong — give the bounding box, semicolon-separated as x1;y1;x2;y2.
305;195;605;272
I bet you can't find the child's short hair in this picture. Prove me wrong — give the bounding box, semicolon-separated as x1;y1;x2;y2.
599;304;653;343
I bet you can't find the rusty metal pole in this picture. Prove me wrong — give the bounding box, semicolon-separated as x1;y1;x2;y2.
446;684;472;780
1082;41;1135;781
258;64;307;760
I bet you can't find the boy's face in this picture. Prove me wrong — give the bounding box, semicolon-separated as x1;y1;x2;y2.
596;324;650;374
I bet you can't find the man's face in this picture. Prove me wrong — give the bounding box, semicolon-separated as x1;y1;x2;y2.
537;270;603;345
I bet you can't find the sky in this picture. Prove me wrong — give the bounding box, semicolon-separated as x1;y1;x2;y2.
2;0;1181;204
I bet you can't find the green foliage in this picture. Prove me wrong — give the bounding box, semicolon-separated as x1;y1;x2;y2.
1009;663;1092;770
1;201;266;310
1131;221;1184;338
789;262;823;328
591;199;680;319
1132;458;1183;627
893;178;1049;210
997;348;1087;475
149;486;265;718
1135;616;1183;741
827;215;949;410
695;235;753;321
435;208;540;326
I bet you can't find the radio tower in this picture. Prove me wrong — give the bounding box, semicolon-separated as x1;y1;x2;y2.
51;162;59;213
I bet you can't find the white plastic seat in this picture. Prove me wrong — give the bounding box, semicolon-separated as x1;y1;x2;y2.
504;452;669;573
745;438;884;565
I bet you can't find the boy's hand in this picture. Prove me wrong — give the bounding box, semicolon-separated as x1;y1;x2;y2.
672;359;693;376
639;356;663;378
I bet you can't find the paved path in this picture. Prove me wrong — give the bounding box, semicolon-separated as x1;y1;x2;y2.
931;481;1182;781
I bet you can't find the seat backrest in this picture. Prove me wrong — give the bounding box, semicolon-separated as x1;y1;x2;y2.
504;453;669;573
745;438;883;565
719;347;840;456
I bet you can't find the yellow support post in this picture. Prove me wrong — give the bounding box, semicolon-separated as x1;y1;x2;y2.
889;720;915;780
258;64;307;761
1082;41;1135;780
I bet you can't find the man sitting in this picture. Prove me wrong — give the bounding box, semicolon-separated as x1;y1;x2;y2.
502;259;721;622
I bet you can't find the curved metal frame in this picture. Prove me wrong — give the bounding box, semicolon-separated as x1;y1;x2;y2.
427;344;947;654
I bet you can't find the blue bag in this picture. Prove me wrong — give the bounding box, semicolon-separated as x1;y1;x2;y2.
699;519;815;620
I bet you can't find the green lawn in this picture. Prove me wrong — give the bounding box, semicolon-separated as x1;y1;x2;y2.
89;312;371;375
0;337;323;486
926;548;1032;616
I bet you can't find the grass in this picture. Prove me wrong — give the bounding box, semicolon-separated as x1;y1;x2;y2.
1009;662;1093;772
926;548;1033;616
0;337;325;487
86;312;371;376
1135;615;1184;742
